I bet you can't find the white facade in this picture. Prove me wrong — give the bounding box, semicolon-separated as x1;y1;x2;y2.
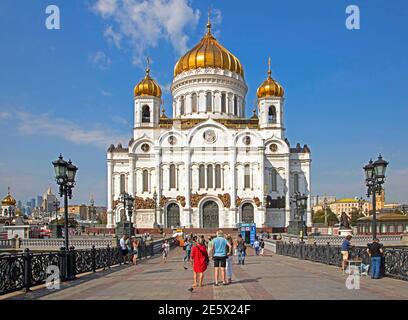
106;33;312;230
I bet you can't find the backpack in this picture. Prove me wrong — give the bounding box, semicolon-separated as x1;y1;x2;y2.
237;240;246;252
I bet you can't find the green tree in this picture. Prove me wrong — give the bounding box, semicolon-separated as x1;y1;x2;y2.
313;209;339;226
350;208;365;226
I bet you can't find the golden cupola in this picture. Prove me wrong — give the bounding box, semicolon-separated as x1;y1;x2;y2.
2;188;16;206
174;17;244;78
134;64;162;98
257;58;284;99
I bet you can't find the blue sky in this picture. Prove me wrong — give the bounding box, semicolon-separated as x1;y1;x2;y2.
0;0;407;206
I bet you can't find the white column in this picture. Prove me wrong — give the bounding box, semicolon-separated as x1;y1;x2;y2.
284;157;291;227
199;92;206;113
107;161;113;211
148;170;152;193
128;156;134;196
229;147;237;226
221;165;225;191
176;165;179;191
184;148;192;227
259;147;266;226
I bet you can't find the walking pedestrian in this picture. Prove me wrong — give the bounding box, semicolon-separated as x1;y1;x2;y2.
253;238;260;256
341;235;353;271
161;240;170;263
236;234;247;265
190;238;209;288
367;238;384;279
225;235;234;284
183;237;193;264
132;238;140;265
260;238;265;256
209;230;231;286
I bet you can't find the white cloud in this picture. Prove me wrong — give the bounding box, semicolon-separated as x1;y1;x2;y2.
0;111;11;120
12;111;127;150
91;51;112;70
101;90;112;96
91;0;200;66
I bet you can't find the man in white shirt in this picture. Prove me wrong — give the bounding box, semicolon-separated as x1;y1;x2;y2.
119;235;129;263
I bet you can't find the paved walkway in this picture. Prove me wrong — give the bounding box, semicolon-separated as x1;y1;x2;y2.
6;248;408;300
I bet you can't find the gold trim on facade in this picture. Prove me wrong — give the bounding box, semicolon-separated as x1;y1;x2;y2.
159;118;259;130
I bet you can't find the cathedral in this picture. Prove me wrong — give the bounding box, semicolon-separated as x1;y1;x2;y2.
106;19;311;230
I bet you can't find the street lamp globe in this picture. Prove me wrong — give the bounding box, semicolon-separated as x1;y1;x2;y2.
52;154;68;181
373;154;388;181
363;159;375;183
66;160;78;185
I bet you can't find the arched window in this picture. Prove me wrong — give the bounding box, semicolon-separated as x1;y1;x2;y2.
234;96;238;116
169;164;176;189
142;105;150;123
199;165;205;189
180;96;185;115
143;170;149;192
271;168;277;192
268;106;276;123
244;164;250;189
215;164;221;188
294;173;299;193
207;165;213;188
192;93;198;113
221;93;226;113
120;174;126;194
206;92;212;112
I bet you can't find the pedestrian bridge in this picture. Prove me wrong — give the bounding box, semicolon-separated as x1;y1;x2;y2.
3;246;408;300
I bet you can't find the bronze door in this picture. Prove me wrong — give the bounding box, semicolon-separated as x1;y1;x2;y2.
202;201;219;228
166;203;180;228
242;203;254;223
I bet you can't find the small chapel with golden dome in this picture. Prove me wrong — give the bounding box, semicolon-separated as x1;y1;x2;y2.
106;18;311;230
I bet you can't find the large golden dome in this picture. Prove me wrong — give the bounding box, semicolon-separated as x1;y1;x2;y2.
2;189;16;206
257;58;284;99
134;67;162;98
174;20;244;78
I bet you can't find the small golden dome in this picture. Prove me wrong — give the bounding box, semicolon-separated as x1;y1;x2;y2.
257;58;284;99
134;65;162;98
174;18;244;78
2;188;16;206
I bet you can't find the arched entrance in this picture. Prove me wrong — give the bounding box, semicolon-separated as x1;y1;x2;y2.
202;201;219;228
166;203;180;228
242;203;254;223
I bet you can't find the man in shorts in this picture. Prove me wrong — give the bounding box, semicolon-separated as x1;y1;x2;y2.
341;235;353;271
210;230;231;286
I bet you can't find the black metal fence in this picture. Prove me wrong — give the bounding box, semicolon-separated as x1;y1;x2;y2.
0;237;175;295
276;242;408;281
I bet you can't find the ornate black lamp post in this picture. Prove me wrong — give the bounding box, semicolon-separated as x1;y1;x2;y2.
119;192;135;237
52;154;78;250
89;197;96;228
292;192;308;242
363;155;388;240
53;199;60;222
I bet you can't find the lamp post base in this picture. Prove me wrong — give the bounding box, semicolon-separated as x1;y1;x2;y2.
287;220;306;239
116;221;134;238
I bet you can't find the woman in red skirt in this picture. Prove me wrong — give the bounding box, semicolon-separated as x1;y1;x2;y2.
190;237;209;287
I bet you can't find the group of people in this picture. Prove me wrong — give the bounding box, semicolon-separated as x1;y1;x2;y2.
119;235;141;265
341;235;385;279
182;230;255;289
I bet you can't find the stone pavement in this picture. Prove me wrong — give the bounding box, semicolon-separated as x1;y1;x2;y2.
6;247;408;300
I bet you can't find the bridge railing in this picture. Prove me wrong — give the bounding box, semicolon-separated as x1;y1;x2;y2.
275;241;408;281
0;237;175;296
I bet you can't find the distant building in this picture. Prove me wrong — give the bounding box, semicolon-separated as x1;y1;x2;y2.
42;186;56;213
36;195;43;208
329;198;371;217
58;205;88;220
357;213;408;235
311;195;336;207
30;198;36;210
1;188;17;217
